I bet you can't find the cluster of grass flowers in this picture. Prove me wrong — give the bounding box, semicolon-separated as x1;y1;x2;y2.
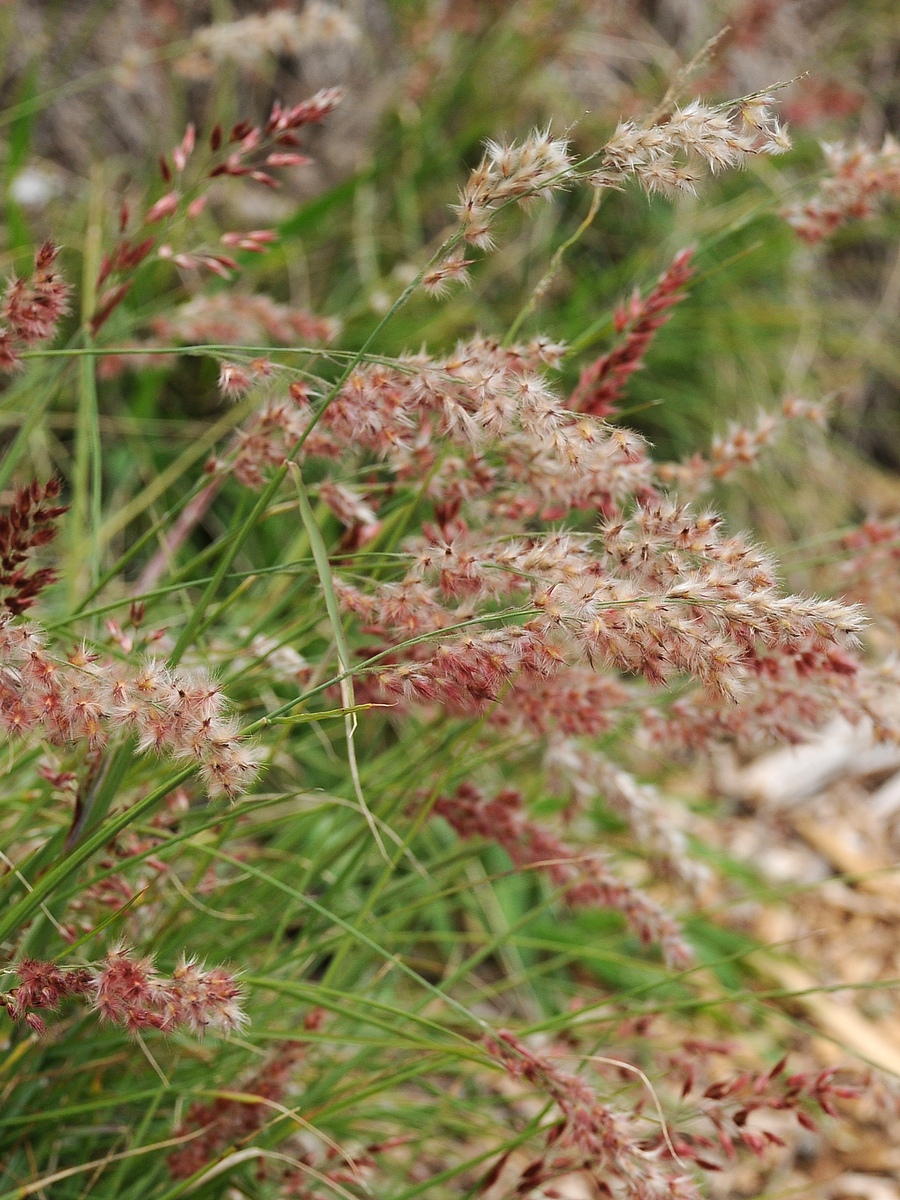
3;7;900;1198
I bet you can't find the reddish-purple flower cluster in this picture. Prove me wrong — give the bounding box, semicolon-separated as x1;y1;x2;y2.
0;619;258;797
571;247;696;418
666;1044;862;1167
2;949;244;1038
0;478;67;616
485;1029;700;1200
435;784;692;967
784;137;900;242
0;241;69;370
91;89;343;332
207;215;875;960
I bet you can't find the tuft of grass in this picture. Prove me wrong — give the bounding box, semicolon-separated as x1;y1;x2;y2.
1;3;899;1197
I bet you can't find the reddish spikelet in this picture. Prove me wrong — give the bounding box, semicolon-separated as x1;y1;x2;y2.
319;481;379;531
2;959;92;1021
93;947;173;1032
204;91;342;191
211;385;341;488
93;947;245;1036
378;625;562;713
220;228;278;253
570;248;695;417
485;1030;701;1199
4;242;70;345
97;238;156;288
784;137;900;242
89;93;342;332
641;638;870;751
144;191;180;225
168;957;247;1035
2;949;244;1039
838;516;900;621
0;242;70;369
0;616;258;797
0;329;20;371
658;396;828;497
668;1049;863;1167
435;784;692;968
422;251;474;296
500;669;628;738
0;478;68;615
265;151;312;168
319;481;382;549
90;282;133;335
218;362;256;398
150;292;339;350
172;123;196;174
271;87;345;130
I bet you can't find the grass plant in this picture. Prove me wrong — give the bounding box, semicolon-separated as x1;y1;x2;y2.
1;4;900;1197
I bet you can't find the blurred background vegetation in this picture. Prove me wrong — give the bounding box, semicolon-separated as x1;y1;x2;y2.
7;0;900;565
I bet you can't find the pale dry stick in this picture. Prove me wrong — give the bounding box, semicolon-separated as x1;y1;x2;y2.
578;1055;684;1167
